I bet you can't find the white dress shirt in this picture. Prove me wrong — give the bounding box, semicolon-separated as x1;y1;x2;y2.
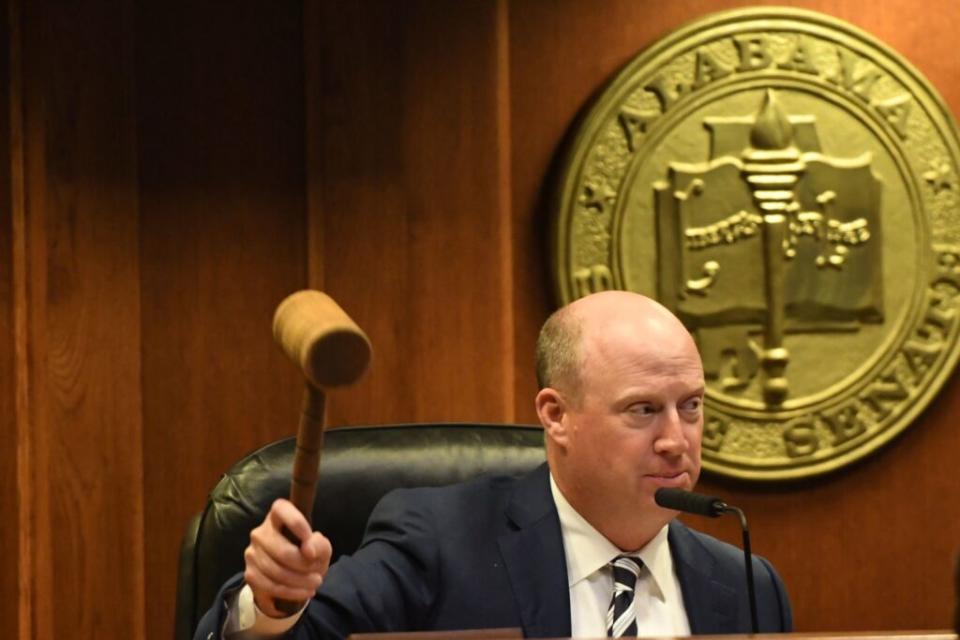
550;474;691;638
224;582;305;636
228;474;692;637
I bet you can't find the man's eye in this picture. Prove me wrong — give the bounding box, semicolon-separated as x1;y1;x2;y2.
630;403;657;415
682;397;703;412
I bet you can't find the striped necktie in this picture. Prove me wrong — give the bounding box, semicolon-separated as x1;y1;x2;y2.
606;555;644;637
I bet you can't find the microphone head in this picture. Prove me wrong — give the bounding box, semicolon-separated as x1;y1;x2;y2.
655;487;726;518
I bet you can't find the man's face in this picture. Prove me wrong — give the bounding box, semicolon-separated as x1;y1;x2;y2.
558;319;705;533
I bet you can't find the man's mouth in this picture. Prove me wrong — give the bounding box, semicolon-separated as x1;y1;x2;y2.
644;471;690;488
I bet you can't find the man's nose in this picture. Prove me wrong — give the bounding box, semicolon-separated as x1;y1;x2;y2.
654;408;689;455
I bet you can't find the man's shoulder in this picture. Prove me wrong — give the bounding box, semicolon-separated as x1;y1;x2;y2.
373;464;547;520
668;518;792;632
668;519;786;589
669;518;776;577
669;519;743;563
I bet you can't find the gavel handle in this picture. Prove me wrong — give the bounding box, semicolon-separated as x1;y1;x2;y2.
274;384;326;616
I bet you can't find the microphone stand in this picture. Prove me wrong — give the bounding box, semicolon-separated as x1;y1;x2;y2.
654;488;760;634
718;503;758;635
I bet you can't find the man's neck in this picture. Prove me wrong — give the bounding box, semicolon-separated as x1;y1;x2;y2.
550;473;668;552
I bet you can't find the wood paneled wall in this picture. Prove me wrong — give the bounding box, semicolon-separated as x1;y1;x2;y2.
2;1;959;639
135;3;308;632
307;1;518;426
13;1;145;638
1;1;20;638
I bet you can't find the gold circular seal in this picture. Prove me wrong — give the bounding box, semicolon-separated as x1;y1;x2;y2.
551;8;960;480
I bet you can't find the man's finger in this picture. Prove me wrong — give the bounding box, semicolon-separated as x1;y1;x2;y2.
249;527;322;574
267;499;314;543
300;532;332;565
245;566;318;604
245;546;324;593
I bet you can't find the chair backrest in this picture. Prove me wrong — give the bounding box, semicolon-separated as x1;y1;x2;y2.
175;423;546;640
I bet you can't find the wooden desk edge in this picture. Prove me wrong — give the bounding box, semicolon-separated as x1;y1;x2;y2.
349;630;957;640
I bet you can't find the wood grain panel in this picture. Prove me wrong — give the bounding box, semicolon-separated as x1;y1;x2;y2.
508;0;960;632
18;0;144;637
136;4;308;639
0;0;21;636
306;0;513;427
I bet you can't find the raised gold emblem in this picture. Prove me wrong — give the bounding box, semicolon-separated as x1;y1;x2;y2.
551;8;960;480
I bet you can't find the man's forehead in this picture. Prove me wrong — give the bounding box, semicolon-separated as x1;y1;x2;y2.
581;313;698;352
585;346;703;377
643;363;704;391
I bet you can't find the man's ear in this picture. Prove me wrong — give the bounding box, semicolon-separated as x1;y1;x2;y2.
536;387;570;448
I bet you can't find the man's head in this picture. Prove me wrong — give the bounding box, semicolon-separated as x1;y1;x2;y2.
535;291;705;551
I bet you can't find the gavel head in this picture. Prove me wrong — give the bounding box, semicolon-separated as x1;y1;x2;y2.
272;290;371;388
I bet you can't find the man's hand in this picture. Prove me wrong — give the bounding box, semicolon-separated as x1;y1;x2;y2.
244;498;332;618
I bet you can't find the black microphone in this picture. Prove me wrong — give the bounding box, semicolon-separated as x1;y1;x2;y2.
655;488;759;634
654;487;726;517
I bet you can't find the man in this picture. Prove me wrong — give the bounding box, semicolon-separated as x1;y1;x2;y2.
195;291;792;639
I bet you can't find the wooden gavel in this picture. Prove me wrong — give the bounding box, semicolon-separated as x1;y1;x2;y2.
271;290;372;615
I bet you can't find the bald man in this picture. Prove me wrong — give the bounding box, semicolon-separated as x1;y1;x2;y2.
195;291;792;639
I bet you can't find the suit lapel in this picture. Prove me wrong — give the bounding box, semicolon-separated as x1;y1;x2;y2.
497;464;571;638
669;520;738;634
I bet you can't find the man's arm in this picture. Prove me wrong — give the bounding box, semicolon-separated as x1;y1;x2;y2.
192;499;330;640
756;555;793;632
294;488;442;637
193;489;441;640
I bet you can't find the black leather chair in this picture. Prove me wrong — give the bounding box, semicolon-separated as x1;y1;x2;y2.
175;423;546;640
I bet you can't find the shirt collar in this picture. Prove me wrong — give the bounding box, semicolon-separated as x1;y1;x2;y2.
549;473;674;601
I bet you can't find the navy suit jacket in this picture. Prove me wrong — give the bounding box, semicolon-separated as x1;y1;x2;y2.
195;464;792;639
